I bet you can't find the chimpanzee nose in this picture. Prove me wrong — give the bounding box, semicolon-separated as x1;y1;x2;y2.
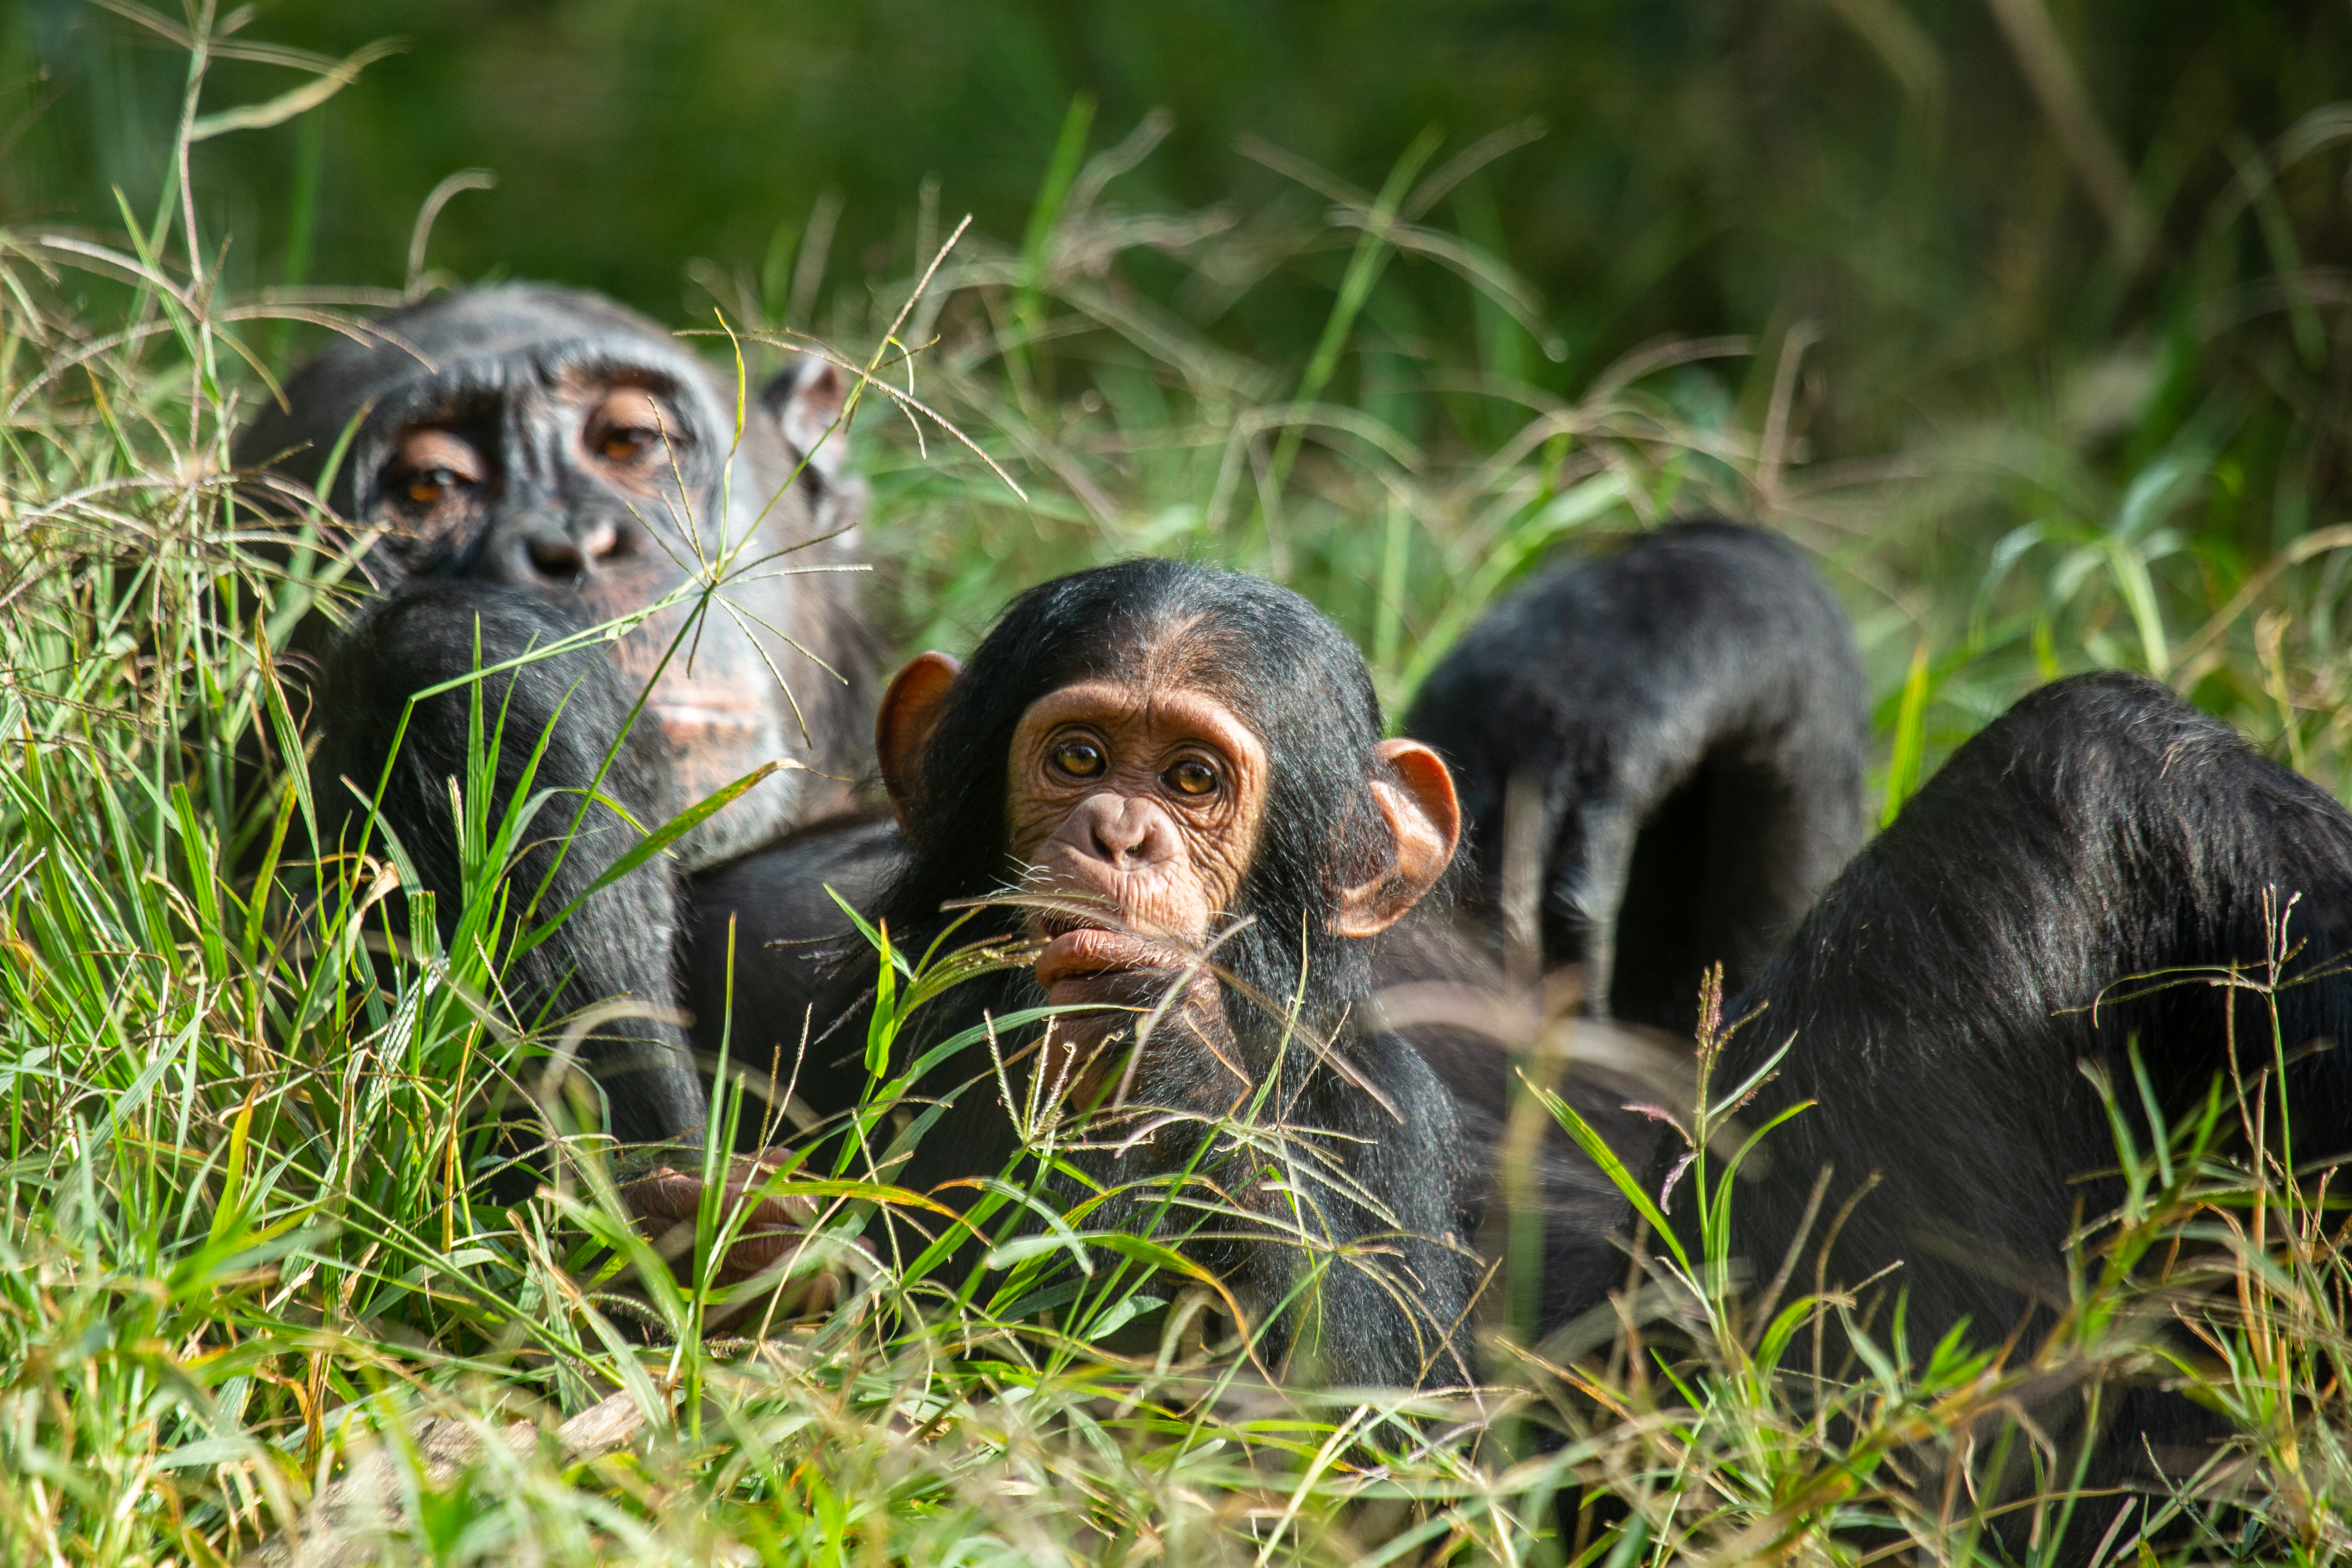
520;516;621;583
1077;795;1170;868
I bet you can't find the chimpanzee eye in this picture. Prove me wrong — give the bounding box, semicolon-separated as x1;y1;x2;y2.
598;427;656;462
1050;738;1105;778
401;468;463;507
1165;758;1219;797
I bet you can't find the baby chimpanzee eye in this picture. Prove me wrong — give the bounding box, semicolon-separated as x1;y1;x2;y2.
1050;738;1105;778
1164;758;1218;796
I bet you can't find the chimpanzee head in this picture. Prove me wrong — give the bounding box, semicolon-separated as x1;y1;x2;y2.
235;283;872;863
871;559;1460;1061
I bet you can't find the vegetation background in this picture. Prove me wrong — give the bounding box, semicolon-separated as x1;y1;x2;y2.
14;0;2352;778
7;0;2352;1563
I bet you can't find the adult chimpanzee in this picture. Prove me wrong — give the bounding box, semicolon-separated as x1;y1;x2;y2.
236;284;876;1146
1371;522;1873;1342
1678;672;2352;1487
716;560;1485;1387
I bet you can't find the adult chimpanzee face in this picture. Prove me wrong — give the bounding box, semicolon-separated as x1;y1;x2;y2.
375;378;693;606
363;368;750;778
236;285;865;861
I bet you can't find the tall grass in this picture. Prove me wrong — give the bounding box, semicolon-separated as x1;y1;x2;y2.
7;9;2352;1564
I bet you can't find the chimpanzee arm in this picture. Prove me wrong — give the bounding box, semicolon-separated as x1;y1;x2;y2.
311;581;706;1145
679;814;905;1137
1405;521;1867;1033
1266;1032;1484;1387
1702;671;2352;1359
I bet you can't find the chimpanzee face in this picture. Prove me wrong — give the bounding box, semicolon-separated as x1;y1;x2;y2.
1005;677;1272;1007
238;286;863;851
356;363;763;799
872;636;1462;1020
370;375;703;607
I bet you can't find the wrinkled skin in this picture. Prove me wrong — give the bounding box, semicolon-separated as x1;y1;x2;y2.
873;644;1461;1111
236;283;877;865
1009;676;1269;1082
624;1150;857;1323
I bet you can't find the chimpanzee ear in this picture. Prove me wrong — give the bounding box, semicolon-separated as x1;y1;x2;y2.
877;651;965;834
757;354;854;483
1333;739;1462;938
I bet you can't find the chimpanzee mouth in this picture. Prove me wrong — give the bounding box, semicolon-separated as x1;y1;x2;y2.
651;701;761;735
1036;911;1108;941
1031;911;1175;990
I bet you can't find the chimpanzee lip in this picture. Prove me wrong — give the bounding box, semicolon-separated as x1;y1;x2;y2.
651;701;759;727
1036;911;1107;941
1034;922;1170;989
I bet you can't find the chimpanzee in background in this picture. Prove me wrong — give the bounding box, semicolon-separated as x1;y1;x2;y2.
1356;522;1869;1347
1407;520;1869;1035
726;560;1485;1387
1419;534;2352;1513
236;284;877;1144
1687;672;2352;1490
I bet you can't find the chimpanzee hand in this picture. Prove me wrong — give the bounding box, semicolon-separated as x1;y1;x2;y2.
622;1149;862;1319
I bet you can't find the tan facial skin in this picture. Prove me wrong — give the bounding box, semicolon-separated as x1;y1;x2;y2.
877;650;1462;1096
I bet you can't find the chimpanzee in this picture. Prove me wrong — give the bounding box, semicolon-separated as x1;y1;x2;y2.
1683;672;2352;1482
235;284;876;1145
677;527;1877;1371
707;560;1486;1387
1406;520;1869;1034
1417;531;2352;1518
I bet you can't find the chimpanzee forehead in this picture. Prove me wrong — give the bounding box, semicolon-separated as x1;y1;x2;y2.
366;350;711;433
1015;677;1269;768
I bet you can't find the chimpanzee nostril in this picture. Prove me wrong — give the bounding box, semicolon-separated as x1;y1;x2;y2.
519;517;623;583
527;533;586;580
1083;797;1154;866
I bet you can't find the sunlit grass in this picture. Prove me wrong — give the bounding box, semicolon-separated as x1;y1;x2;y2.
8;10;2352;1564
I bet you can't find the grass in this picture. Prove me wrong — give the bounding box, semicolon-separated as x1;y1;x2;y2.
7;12;2352;1564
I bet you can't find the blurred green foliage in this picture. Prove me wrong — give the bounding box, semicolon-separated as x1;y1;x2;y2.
7;0;2344;464
8;0;2352;791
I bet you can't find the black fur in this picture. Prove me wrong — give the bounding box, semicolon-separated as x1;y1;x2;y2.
1696;672;2352;1460
311;583;701;1143
1407;521;1868;1032
240;285;879;1149
766;561;1485;1388
681;814;903;1127
1402;522;1870;1339
1412;530;2352;1519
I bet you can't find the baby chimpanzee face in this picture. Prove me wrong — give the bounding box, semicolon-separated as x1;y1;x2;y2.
1004;677;1271;1007
873;613;1459;1020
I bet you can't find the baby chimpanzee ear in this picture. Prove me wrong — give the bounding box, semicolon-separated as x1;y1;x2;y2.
876;651;965;834
1332;739;1461;938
